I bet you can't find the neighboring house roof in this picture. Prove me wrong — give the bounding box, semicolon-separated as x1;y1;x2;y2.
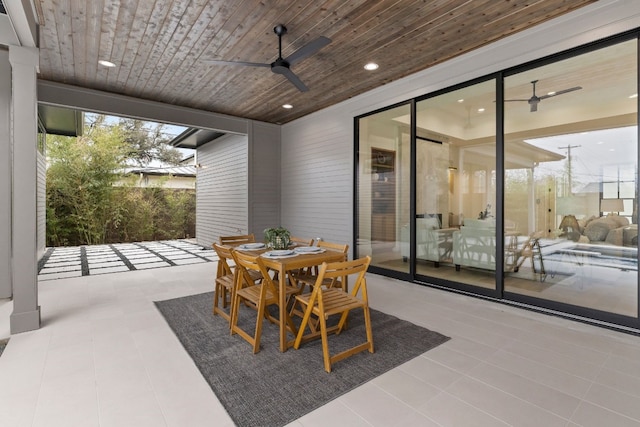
123;166;196;178
179;154;195;165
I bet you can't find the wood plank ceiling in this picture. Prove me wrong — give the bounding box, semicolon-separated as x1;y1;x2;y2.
35;0;597;125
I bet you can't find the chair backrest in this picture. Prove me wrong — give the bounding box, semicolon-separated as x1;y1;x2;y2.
317;240;349;254
220;233;256;245
290;236;314;246
212;243;234;278
231;250;278;296
314;256;371;299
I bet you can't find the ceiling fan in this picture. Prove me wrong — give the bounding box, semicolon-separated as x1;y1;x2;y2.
204;24;331;92
505;80;582;112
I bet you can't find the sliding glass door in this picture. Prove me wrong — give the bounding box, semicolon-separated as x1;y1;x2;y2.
355;32;639;328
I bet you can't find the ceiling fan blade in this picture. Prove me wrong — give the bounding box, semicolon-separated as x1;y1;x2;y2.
204;59;271;68
539;86;582;100
280;67;309;92
504;99;530;102
285;36;331;65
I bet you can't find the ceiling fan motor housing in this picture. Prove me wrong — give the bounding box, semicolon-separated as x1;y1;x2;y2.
271;58;290;74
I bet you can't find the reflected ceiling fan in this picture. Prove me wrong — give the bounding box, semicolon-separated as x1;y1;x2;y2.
204;24;331;92
505;80;582;112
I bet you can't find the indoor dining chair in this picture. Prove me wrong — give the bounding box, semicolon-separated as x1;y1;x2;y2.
293;256;374;373
230;250;299;353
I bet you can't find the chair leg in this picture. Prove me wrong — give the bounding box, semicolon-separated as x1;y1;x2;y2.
318;313;332;373
253;301;265;354
230;290;241;336
294;301;315;349
213;284;220;315
213;284;231;321
363;306;374;353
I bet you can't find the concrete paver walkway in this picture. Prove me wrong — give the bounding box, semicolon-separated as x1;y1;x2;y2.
38;239;217;281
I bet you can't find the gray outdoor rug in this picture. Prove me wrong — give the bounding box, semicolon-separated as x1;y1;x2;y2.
155;291;450;427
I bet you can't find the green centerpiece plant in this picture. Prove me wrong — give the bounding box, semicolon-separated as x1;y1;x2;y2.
264;226;291;250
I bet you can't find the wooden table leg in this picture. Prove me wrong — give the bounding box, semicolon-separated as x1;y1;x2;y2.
278;265;287;352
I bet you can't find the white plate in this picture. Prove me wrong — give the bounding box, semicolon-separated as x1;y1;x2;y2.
294;246;325;254
268;250;294;256
238;243;266;250
260;252;299;259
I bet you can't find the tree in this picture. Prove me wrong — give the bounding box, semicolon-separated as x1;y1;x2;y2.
46;114;193;246
87;115;184;166
46;121;128;245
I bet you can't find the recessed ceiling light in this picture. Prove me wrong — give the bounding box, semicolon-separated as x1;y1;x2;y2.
364;62;379;71
98;60;116;68
282;104;293;109
477;108;485;113
457;99;464;103
609;148;615;152
630;93;638;99
597;141;604;144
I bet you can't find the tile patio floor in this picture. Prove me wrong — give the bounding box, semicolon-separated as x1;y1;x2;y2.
1;247;640;426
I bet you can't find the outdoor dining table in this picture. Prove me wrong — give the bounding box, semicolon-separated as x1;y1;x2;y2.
235;245;347;352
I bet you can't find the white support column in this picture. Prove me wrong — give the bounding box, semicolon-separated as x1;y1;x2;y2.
0;50;11;299
9;45;40;333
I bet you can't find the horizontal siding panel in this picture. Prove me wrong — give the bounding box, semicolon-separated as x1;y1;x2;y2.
281;111;353;254
37;152;46;258
196;133;249;247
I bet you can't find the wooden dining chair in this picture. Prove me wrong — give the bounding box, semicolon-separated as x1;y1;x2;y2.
230;250;299;353
211;243;236;322
290;236;314;247
283;236;315;282
291;241;349;289
219;233;256;245
293;256;374;373
288;241;349;323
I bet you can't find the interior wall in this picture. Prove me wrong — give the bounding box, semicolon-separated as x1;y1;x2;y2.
281;0;640;259
0;49;11;298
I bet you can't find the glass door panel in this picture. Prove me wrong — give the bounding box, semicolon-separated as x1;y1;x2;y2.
504;39;638;318
357;104;411;272
415;80;497;289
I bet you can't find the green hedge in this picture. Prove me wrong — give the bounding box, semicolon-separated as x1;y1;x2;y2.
47;187;195;246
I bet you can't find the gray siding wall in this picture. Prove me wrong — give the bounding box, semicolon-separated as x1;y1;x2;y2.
0;49;11;298
248;121;281;239
281;3;640;260
196;133;249;247
36;150;46;258
281;116;352;250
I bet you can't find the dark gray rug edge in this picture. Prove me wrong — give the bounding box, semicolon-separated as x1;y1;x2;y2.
154;291;450;427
